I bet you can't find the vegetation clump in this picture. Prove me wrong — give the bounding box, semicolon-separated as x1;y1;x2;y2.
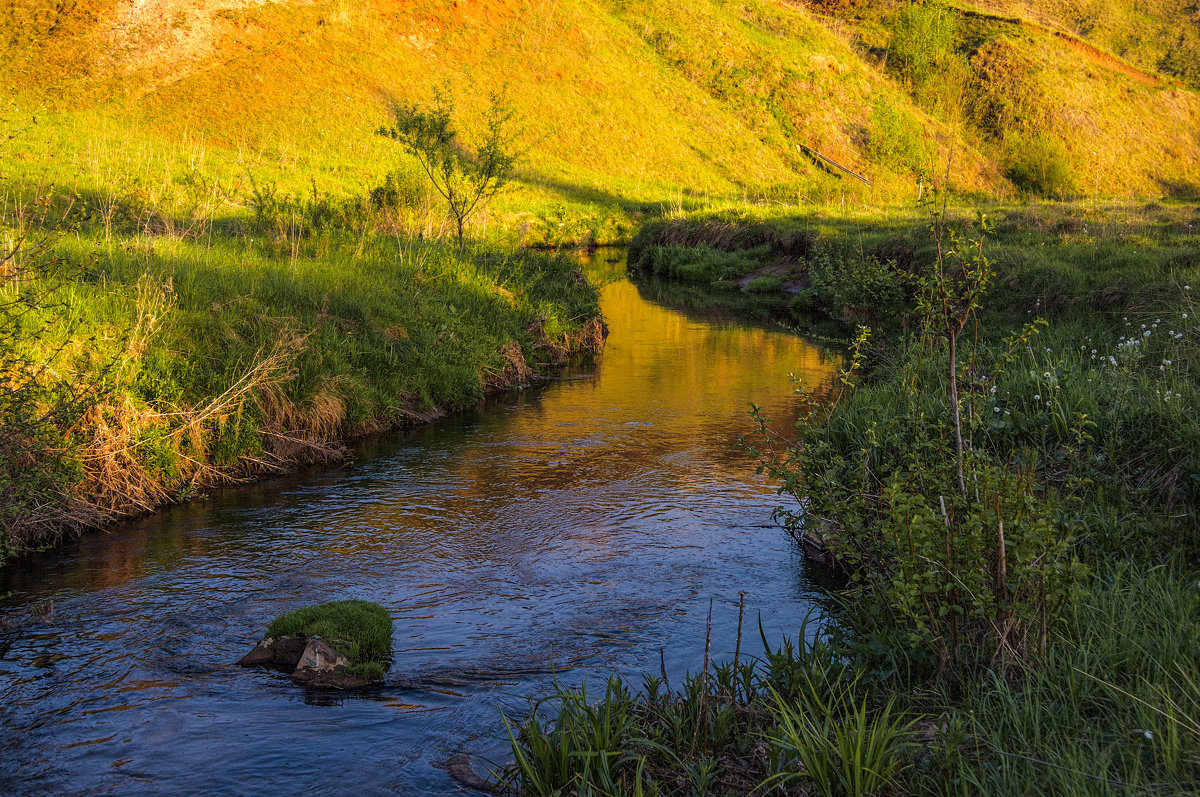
265;599;392;681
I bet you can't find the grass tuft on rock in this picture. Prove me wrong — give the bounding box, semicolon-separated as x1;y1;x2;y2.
266;600;392;680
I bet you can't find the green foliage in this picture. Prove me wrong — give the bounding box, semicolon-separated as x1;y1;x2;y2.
630;243;772;283
744;274;782;293
888;3;958;89
749;215;1092;674
265;599;392;677
368;165;431;213
379;88;520;244
0;194;112;555
809;246;905;322
1005;131;1077;198
769;689;917;797
501;620;921;796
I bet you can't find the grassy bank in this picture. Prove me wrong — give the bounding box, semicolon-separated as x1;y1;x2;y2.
0;168;604;563
500;199;1200;794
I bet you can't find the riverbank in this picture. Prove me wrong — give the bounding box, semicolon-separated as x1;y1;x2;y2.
501;199;1200;794
0;179;604;565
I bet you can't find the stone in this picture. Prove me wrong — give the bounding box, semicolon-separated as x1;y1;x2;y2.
445;754;502;793
240;633;385;690
291;638;347;679
236;635;309;668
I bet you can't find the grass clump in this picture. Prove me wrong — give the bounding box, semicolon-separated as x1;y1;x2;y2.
266;599;392;680
501;622;919;796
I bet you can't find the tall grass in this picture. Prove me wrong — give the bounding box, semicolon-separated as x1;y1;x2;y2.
0;155;604;560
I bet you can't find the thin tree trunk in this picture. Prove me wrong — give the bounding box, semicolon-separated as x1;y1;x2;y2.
949;331;966;497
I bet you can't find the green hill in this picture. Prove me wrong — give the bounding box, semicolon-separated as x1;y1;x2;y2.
4;0;1198;214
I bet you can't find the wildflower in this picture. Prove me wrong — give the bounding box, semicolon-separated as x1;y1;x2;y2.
1145;730;1155;740
1091;349;1097;354
1164;359;1173;365
1034;394;1041;400
1144;330;1152;337
1184;313;1189;319
1046;401;1051;407
994;406;1000;413
1109;356;1118;366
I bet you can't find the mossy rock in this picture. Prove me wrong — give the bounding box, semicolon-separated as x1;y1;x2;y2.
240;600;392;687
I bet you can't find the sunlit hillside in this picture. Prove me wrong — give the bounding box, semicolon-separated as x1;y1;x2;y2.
4;0;1198;216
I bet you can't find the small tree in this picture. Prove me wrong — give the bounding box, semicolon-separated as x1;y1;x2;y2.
379;89;519;245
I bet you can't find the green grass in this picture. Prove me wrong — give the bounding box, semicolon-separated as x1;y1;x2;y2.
501;561;1200;795
266;599;393;680
499;199;1200;794
0;166;604;559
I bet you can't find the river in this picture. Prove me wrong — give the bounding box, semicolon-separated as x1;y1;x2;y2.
0;251;839;794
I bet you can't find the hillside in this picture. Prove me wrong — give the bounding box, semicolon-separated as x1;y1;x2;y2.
4;0;1199;219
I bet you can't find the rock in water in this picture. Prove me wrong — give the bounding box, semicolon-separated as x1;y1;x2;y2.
291;638;347;680
236;635;308;668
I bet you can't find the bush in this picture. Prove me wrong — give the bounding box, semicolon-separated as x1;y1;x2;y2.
888;3;958;89
368;165;430;212
809;247;905;322
379;88;520;245
1006;131;1076;198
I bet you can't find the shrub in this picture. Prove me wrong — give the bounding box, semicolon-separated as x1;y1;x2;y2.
888;2;958;89
809;247;905;322
368;165;430;212
379;88;520;245
1006;131;1076;198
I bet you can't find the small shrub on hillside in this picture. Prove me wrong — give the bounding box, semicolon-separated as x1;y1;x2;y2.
368;166;430;212
888;3;958;89
379;88;520;245
248;179;372;246
1005;131;1076;198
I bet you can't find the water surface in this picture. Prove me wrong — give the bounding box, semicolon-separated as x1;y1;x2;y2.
0;252;839;794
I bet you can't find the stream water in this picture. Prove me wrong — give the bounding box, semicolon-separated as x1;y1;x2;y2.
0;252;840;794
